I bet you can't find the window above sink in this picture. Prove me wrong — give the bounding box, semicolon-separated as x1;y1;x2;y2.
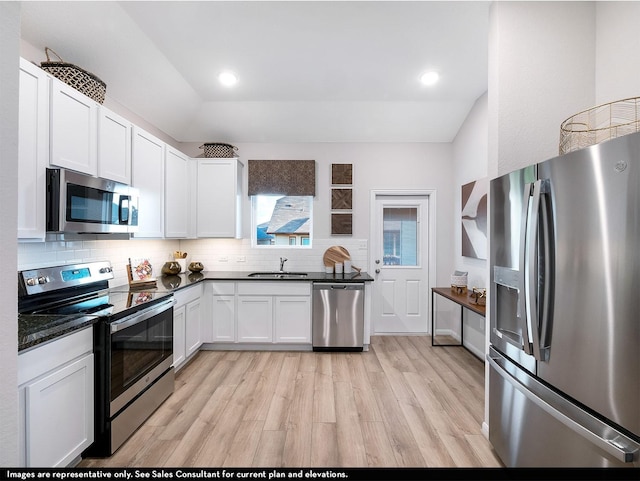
251;195;313;248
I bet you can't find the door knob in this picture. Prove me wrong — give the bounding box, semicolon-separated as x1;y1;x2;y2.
375;259;380;264
375;269;380;274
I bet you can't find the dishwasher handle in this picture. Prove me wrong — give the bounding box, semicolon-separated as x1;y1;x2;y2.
313;282;364;291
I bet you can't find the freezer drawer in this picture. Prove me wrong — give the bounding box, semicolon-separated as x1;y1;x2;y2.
488;347;639;467
312;283;364;351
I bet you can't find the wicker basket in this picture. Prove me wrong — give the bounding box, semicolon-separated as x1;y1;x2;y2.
199;143;238;158
559;97;640;155
40;48;106;104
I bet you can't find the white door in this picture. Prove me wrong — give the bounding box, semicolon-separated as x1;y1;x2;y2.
371;195;430;334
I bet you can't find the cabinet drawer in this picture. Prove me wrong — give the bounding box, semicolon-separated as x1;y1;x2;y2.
173;283;203;307
207;281;236;296
18;328;93;386
237;281;310;297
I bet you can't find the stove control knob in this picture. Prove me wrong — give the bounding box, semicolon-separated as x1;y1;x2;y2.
99;267;112;274
25;277;38;286
37;276;48;285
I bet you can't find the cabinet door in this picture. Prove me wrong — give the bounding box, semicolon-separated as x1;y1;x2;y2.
237;296;273;343
165;146;189;238
50;79;97;175
173;304;186;368
25;353;94;467
18;59;49;240
211;295;236;343
98;107;131;184
274;296;311;343
132;127;165;238
185;299;202;358
196;158;242;238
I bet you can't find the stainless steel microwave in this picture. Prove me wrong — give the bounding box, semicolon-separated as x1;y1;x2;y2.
46;168;139;234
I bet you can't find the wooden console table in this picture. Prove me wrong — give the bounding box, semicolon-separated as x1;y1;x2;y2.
431;287;486;347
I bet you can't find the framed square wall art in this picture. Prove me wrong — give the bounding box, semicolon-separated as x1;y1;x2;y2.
331;164;353;185
331;188;352;210
461;178;488;259
331;213;352;235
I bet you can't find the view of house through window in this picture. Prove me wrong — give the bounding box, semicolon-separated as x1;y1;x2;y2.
253;195;312;247
383;207;418;265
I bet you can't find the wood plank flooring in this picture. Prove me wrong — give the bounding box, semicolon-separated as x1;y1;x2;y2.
80;336;503;468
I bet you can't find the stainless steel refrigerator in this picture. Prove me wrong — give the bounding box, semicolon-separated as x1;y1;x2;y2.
488;131;640;467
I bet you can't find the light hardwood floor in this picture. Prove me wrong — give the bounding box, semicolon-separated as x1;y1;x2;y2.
80;336;503;468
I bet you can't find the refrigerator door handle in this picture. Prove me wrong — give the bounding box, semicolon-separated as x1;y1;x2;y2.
520;179;551;361
487;353;638;463
518;182;534;355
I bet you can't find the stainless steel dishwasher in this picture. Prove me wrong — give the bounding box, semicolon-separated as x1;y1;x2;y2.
312;282;364;351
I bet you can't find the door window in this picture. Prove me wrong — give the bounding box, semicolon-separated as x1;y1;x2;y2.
383;207;418;266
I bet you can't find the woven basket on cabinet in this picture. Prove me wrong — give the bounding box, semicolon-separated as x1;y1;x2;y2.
40;47;107;104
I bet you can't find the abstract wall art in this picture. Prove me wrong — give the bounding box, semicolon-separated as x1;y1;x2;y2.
461;178;488;259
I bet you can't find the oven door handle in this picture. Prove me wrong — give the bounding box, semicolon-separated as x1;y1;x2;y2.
110;297;174;334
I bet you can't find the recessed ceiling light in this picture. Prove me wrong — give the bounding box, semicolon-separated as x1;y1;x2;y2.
218;71;238;87
420;71;439;86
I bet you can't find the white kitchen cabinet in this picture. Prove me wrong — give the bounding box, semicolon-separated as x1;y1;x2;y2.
132;126;165;238
18;328;94;467
196;158;243;238
98;106;131;184
274;296;312;343
173;304;186;368
206;282;311;346
237;296;273;343
18;58;50;241
50;77;98;176
185;298;202;358
173;284;203;370
205;282;236;343
165;146;190;238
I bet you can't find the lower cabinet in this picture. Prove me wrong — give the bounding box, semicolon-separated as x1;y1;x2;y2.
18;328;94;467
237;296;273;343
205;281;311;346
173;284;203;370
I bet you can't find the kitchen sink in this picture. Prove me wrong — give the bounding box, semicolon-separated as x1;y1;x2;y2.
247;272;308;278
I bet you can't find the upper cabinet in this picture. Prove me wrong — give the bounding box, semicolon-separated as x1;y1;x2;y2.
49;78;98;176
18;59;50;241
98;107;132;184
196;158;243;238
164;146;190;238
132;127;165;238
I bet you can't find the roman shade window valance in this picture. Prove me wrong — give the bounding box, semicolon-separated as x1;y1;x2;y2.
248;159;316;196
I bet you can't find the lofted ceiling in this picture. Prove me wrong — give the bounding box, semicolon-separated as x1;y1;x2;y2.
19;1;490;144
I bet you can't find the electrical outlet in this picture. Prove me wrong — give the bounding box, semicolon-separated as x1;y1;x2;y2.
358;242;367;250
236;256;246;263
219;256;229;262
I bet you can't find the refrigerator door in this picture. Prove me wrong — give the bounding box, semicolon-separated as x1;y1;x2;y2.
536;132;640;439
488;347;639;467
489;165;537;373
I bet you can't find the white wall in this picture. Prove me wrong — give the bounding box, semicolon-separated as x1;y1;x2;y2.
451;93;488;358
595;2;640;104
1;1;20;467
489;1;596;177
179;142;455;286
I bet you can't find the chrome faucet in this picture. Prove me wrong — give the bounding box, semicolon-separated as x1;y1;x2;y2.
279;257;288;272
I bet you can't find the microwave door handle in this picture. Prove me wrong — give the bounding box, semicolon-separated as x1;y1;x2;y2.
518;183;534;355
119;195;130;225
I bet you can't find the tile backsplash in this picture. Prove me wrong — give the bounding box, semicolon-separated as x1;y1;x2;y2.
18;237;369;288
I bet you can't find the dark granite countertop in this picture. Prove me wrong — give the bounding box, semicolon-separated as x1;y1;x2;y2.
18;313;99;352
19;270;373;351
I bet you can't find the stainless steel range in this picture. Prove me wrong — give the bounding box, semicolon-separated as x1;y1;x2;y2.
18;261;175;457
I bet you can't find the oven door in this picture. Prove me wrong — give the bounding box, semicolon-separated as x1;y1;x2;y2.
109;298;173;416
